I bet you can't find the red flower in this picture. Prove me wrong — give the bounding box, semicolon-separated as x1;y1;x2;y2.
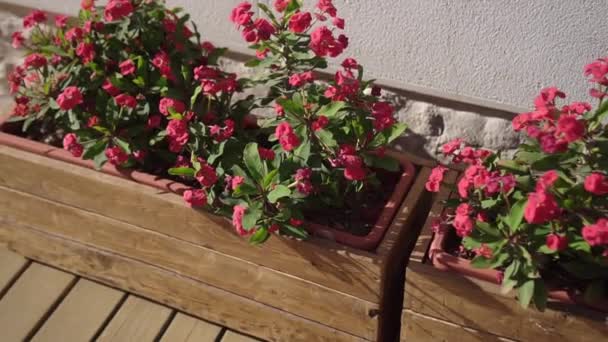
11;32;24;49
119;59;136;76
474;244;493;258
456;203;473;216
152;51;173;79
546;234;568;251
290;218;304;226
289;71;315;87
104;0;134;22
183;189;207;208
442;138;463;155
289;12;312;33
275;122;300;151
274;0;290;12
115;93;137;108
341;58;358;69
254;18;275;41
584;58;608;85
297;180;314;195
556;114;585;143
209;119;235;142
87;116;100;127
453;214;474;237
582;219;608;246
310;26;345;57
317;0;337;17
232;205;250;236
24;54;47;69
57;86;83;110
333;17;345;29
534;87;565;109
23;10;47;28
230;2;253;26
584;173;608;195
76;42;96;63
312;115;329;131
65;27;85;42
524;191;560;224
102;79;120;96
159;98;186;116
62;133;83;157
536;170;559;192
105;146;129;166
425;165;447;192
539;133;568;154
196;164;218;188
55;15;68;28
342;155;366;181
295;168;312;181
166;119;189;152
258;147;275;161
147;115;162;129
268;224;280;233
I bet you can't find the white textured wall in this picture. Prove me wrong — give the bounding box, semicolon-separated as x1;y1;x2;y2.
3;0;608;112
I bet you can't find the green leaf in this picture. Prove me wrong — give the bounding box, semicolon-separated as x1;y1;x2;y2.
190;85;203;107
168;167;196;177
385;123;408;144
242;205;262;230
277;98;305;116
293;139;311;164
497;160;529;174
533;279;547;311
113;137;131;154
82;139;108;161
249;228;270;245
505;199;527;232
233;183;259;197
317;101;346;118
475;221;501;238
316;129;337;148
268;185;291;203
369;155;400;172
518;279;535;309
243;143;265;182
262;169;279;190
282;224;309;240
244;59;261;67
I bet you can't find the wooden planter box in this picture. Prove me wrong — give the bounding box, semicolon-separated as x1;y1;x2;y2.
399;170;608;341
0;118;435;341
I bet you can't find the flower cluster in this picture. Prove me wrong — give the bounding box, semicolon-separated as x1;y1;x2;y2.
426;58;608;310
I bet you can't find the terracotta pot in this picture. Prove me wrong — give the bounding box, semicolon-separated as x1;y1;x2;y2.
429;227;608;313
0;114;415;251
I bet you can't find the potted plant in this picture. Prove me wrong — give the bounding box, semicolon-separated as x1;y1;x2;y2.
399;57;608;341
0;1;432;341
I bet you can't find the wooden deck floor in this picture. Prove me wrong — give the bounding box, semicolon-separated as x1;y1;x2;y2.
0;246;262;342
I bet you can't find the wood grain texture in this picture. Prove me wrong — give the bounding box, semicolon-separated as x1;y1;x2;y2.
32;278;125;342
222;330;261;342
404;262;608;342
0;246;27;292
0;263;75;341
0;145;381;303
160;313;223;342
0;222;368;342
0;186;378;339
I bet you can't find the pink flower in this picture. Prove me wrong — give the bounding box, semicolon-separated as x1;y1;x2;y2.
259;147;275;161
105;146;129;166
76;42;96;63
584;58;608;85
524;191;560;224
256;48;270;59
442;138;463;155
65;27;85;42
152;51;173;79
102;79;120;96
456;203;473;216
62;133;83;157
297;180;314;195
11;32;24;49
183;189;207;208
342;155;366;181
556;114;585;143
232;205;250;236
159;98;186;116
457;177;471;198
274;0;290;12
57;86;83;110
312;115;329;131
317;0;337;17
474;244;493;258
81;0;95;10
230;2;253;26
310;26;345;57
453;214;474;237
584;173;608;195
289;12;312;33
119;59;136;76
426;165;447;192
295;168;312;181
332;17;345;29
275;103;285;116
341;58;358;69
104;0;134;22
24;53;47;69
536;170;559;192
23;10;47;28
196;164;218;188
115;93;137;108
275;122;300;151
562;102;591;115
166;119;189;152
231;176;245;190
147;115;162;129
534;87;565;109
254;18;275;41
289;71;315;87
55;15;68;28
546;234;568;251
582;219;608;246
371;102;396;131
539;133;568;154
210;119;235;142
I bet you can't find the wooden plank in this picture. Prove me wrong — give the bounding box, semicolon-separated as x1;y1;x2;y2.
32;278;125;342
400;310;514;342
0;186;378;339
0;263;75;341
0;221;368;342
97;295;172;341
160;313;222;341
0;145;381;303
0;246;27;292
223;330;261;342
404;262;608;342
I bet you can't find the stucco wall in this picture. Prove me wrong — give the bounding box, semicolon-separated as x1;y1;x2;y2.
3;0;608;112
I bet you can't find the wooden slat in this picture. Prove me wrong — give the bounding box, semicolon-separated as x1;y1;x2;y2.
0;263;75;341
97;295;172;341
0;246;27;292
0;186;378;339
0;222;367;342
0;145;381;303
160;313;222;341
32;278;124;342
222;330;261;342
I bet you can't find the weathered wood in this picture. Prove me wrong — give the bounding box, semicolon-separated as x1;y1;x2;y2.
401;310;514;342
0;263;75;341
0;185;378;339
0;222;367;342
0;246;27;292
160;313;223;342
0;145;380;303
404;263;608;341
32;278;125;342
97;295;173;341
222;330;261;342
